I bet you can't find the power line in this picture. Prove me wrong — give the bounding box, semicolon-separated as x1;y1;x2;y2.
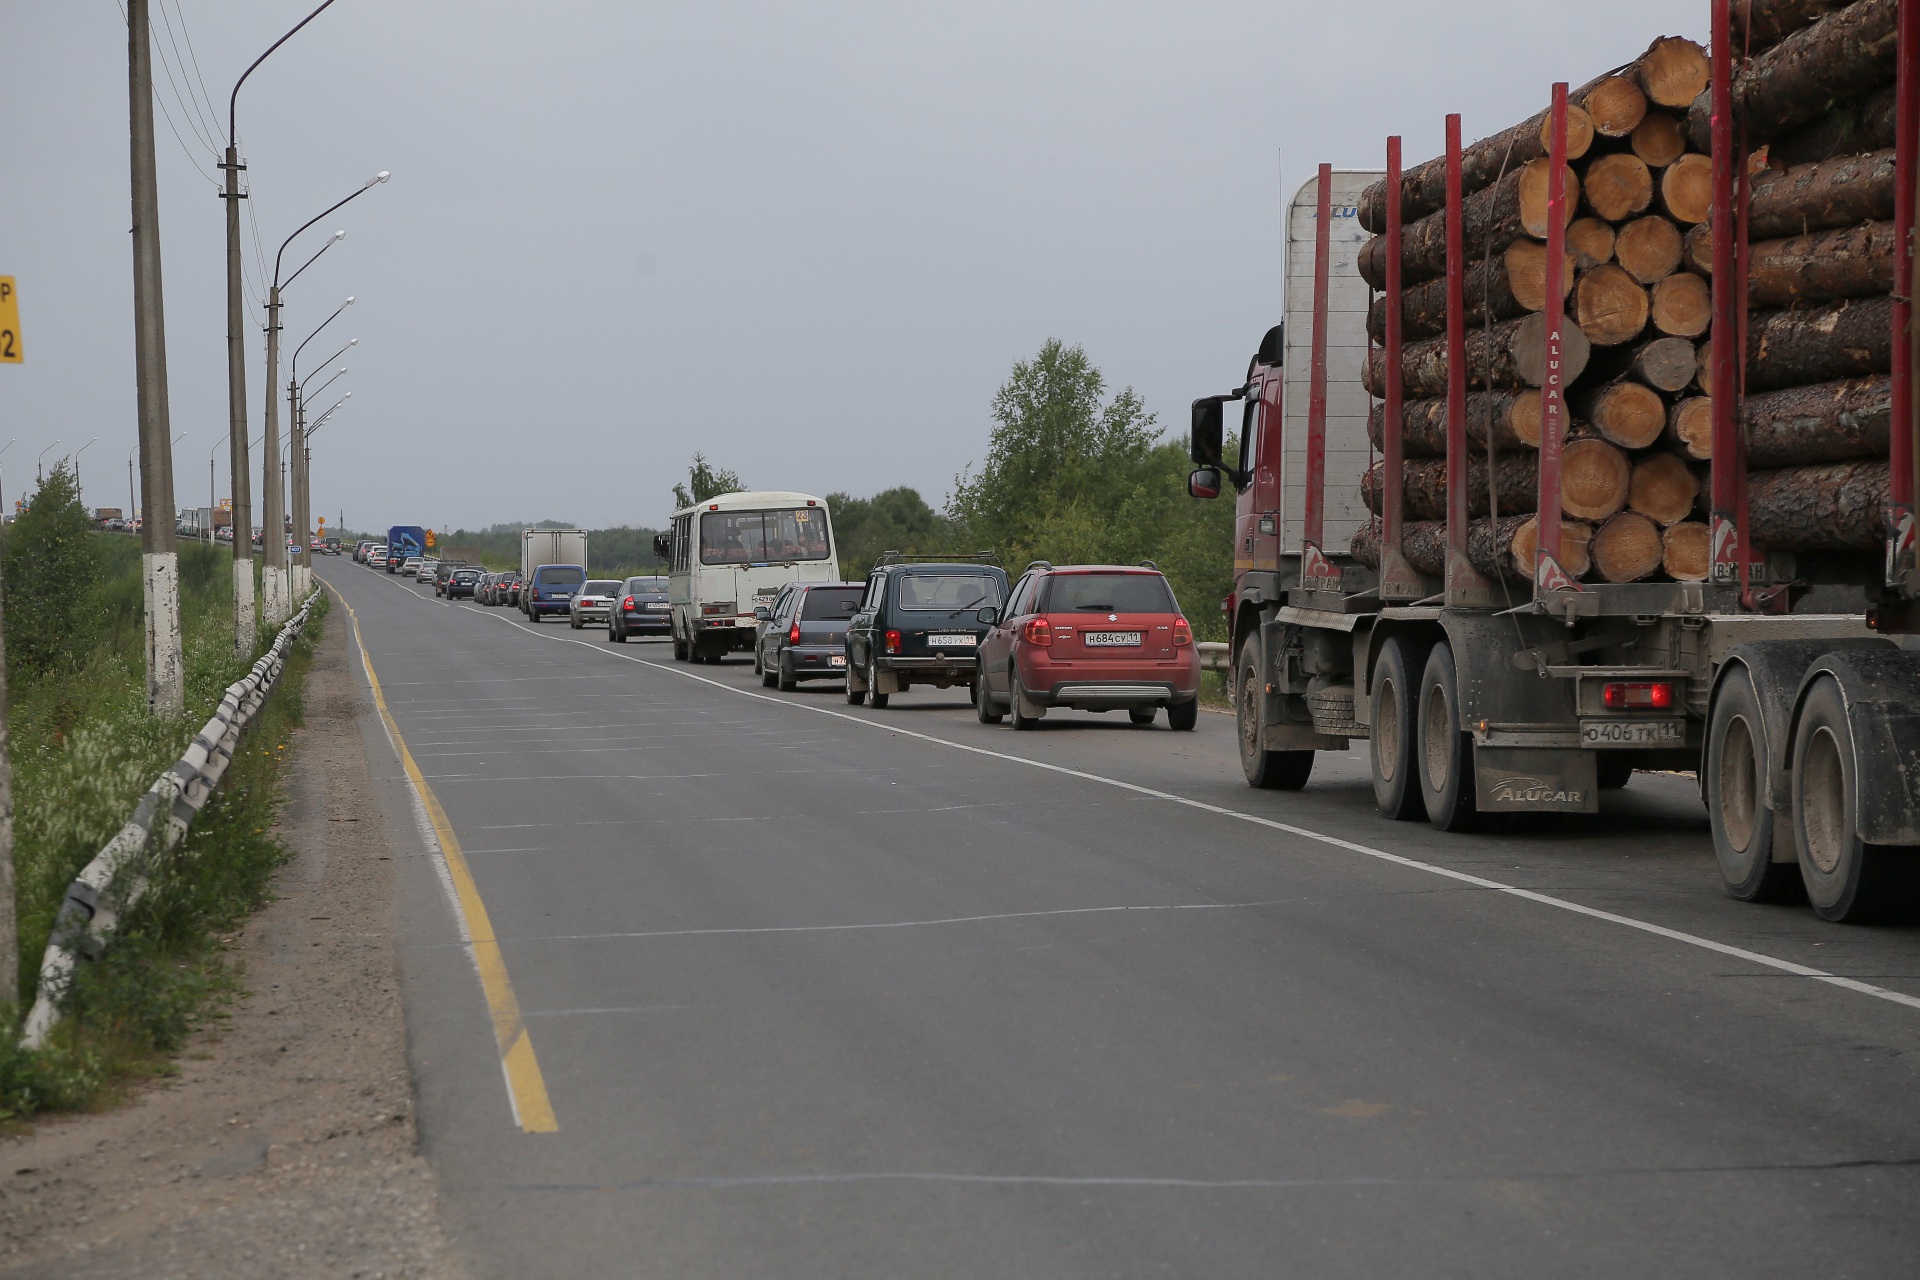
113;0;218;187
162;0;225;145
153;0;220;151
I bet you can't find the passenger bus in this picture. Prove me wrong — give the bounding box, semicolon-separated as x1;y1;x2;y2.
657;491;840;663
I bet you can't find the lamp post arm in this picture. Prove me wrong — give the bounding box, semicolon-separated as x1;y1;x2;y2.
229;0;340;145
273;174;387;287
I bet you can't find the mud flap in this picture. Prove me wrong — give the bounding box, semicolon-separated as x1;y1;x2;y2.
1474;747;1598;813
877;667;902;695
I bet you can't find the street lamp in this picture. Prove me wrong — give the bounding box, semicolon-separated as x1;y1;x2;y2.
73;437;98;492
37;440;60;482
289;314;354;591
0;439;14;521
224;0;343;653
262;173;387;622
128;443;138;523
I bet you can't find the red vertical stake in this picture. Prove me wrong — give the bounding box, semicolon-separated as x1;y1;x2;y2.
1301;162;1334;586
1381;137;1409;595
1708;0;1748;591
1443;115;1469;591
1888;0;1918;594
1535;83;1573;594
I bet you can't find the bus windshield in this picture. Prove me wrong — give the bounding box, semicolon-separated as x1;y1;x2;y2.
699;508;831;565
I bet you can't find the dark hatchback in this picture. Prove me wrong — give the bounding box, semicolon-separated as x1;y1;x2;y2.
845;558;1008;708
445;567;483;599
608;576;671;642
755;582;863;689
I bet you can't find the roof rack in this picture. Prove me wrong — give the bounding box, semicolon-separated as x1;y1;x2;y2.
1023;560;1053;574
874;551;1003;566
1138;559;1158;570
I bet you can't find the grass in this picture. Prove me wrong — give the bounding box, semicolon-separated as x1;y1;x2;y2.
0;536;324;1119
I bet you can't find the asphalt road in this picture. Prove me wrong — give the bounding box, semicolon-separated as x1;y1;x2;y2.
318;559;1920;1279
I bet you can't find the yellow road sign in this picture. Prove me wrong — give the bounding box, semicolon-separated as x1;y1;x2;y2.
0;277;20;363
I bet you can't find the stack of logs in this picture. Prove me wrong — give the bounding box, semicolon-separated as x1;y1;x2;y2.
1352;0;1902;585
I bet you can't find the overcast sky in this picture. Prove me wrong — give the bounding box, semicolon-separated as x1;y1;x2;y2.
3;1;1705;534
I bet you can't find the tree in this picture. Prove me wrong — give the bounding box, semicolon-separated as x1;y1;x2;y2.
3;463;105;678
825;487;957;579
947;339;1235;635
671;454;744;510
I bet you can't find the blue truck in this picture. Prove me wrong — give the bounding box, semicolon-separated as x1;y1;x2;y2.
385;525;426;572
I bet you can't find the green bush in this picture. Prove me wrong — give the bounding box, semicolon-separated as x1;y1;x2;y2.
3;462;105;678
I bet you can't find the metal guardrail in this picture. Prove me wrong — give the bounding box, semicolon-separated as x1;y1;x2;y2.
1198;641;1230;674
21;591;322;1048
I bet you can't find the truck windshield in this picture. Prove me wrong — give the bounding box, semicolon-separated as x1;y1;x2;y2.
699;508;831;564
895;573;1002;612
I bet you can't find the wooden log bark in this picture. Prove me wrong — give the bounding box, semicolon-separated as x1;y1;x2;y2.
1747;460;1889;550
1577;380;1667;449
1627;452;1702;525
1574;263;1651;346
1768;82;1898;166
1362;455;1539;521
1614;215;1684;283
1667;396;1713;459
1510;516;1595;580
1747;220;1897;306
1687;0;1899;147
1629;112;1689;169
1592;511;1667;581
1366;392;1542;458
1349;515;1535;582
1584;153;1655;222
1659;153;1715;224
1732;295;1895;392
1747;148;1897;239
1358;161;1575;290
1362;314;1591;398
1364;240;1572;344
1650;271;1711;337
1734;0;1858;53
1742;374;1892;466
1662;521;1711;581
1560;437;1633;520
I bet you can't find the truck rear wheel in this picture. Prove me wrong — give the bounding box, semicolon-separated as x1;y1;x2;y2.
1416;643;1478;832
1236;635;1312;790
1369;637;1427;821
1792;676;1920;923
1706;665;1798;902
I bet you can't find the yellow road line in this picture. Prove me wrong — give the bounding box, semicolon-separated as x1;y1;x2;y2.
324;580;559;1134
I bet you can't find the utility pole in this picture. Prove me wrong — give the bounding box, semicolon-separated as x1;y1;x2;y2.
129;0;184;714
260;284;287;625
290;377;306;598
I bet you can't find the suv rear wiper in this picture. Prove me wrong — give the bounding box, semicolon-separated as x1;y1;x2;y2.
945;594;991;618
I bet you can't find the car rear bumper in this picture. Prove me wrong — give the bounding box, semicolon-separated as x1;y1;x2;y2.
528;600;571;615
784;644;848;678
880;654;979;675
617;611;672;629
1037;679;1199;709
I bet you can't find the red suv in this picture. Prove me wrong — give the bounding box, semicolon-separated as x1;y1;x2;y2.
974;563;1200;730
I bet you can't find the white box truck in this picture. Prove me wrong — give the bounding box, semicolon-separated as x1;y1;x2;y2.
521;528;589;579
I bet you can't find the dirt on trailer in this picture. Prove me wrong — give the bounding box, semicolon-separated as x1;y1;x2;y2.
0;612;466;1279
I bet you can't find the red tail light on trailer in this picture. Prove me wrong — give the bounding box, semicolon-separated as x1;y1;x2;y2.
1603;682;1674;710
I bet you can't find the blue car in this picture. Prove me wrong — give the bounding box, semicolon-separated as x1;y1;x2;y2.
523;564;586;621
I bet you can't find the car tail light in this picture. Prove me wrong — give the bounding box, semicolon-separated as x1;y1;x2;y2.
530;588;540;600
789;620;801;644
623;596;635;610
1024;618;1052;647
1603;681;1674;710
1171;616;1192;647
703;603;726;615
884;629;902;654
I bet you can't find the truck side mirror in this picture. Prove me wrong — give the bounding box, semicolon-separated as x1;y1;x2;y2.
1190;398;1226;468
1188;468;1222;500
652;533;670;560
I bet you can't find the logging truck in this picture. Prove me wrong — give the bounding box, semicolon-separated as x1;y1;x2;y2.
1191;2;1920;922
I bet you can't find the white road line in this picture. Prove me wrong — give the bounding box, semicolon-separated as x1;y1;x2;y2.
331;569;1920;1015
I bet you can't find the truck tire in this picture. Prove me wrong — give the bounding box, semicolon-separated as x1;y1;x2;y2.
1707;666;1798;902
1596;754;1635;789
673;630;688;661
1416;643;1479;832
1792;676;1920;923
1236;635;1312;790
1369;636;1428;821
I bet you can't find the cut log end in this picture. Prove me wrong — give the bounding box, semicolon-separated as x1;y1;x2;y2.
1567;217;1618;271
1581;77;1648;138
1635;36;1710;110
1667;396;1713;459
1538;103;1597;159
1650;271;1711;338
1663;521;1711;581
1512;516;1594;580
1632;335;1702;392
1614;215;1685;284
1628;451;1703;525
1592;512;1667;582
1574;264;1652;347
1510;313;1594;388
1630;112;1689;168
1584;153;1655;222
1586;381;1668;449
1519;160;1581;239
1559;437;1633;521
1502;239;1577;313
1661;153;1715;224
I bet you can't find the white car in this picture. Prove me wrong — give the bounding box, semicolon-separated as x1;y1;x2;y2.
401;557;423;577
367;546;387;566
417;558;441;582
569;579;623;629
